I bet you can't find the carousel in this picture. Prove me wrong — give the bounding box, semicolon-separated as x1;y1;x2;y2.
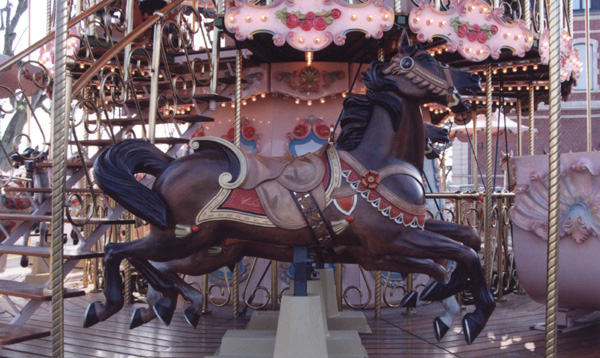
0;0;596;357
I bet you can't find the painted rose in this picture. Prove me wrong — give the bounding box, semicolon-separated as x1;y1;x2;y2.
472;23;480;31
305;11;315;20
300;19;313;31
491;25;498;35
467;31;478;42
242;124;256;141
293;123;309;138
331;8;341;19
360;170;381;190
477;30;488;44
286;13;299;29
457;24;469;38
313;17;327;31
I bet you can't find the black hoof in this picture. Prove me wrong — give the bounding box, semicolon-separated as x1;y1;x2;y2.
129;308;145;329
153;302;174;326
462;313;483;345
399;291;419;308
184;307;200;328
83;302;101;328
20;256;29;268
434;317;449;341
420;281;447;302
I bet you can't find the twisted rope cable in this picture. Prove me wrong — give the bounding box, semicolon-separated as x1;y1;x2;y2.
545;0;562;356
124;212;132;304
394;0;401;14
231;48;242;317
529;85;535;155
484;62;494;286
50;0;69;355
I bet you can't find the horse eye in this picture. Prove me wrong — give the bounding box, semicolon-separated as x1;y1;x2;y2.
439;62;449;68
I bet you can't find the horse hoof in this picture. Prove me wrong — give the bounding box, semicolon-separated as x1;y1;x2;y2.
434;317;449;341
399;291;418;308
462;313;483;345
153;302;174;326
83;302;101;328
184;307;200;329
129;308;145;329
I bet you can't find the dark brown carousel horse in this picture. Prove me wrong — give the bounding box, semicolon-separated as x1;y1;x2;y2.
87;33;494;344
128;122;459;335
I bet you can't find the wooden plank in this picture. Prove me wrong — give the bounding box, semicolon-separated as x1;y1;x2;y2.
0;280;85;301
0;245;103;260
0;323;50;346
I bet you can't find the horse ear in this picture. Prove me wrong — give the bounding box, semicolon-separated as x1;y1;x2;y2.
398;30;412;54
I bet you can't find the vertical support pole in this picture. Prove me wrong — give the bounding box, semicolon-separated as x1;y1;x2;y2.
496;197;505;302
123;0;135;84
271;260;278;310
517;99;522;156
374;45;385;320
394;0;401;14
293;247;309;297
50;0;69;352
472;115;478;191
124;214;132;304
434;0;440;10
210;0;222;96
335;263;342;312
529;84;535;155
585;0;592;152
568;0;573;35
545;0;562;356
202;274;210;314
523;0;532;30
148;16;163;143
231;47;243;318
403;274;415;315
484;62;494;286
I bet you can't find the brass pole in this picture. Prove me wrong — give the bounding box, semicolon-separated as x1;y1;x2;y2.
124;213;132;304
472;114;478;191
336;263;342;312
523;0;532;30
271;260;278;310
231;48;243;318
484;62;494;286
517;99;522;156
394;0;401;14
403;274;415;315
202;274;210;314
529;84;535;155
585;0;592;152
374;46;385;319
210;0;222;95
568;0;573;35
545;0;562;355
148;17;163;143
50;0;69;352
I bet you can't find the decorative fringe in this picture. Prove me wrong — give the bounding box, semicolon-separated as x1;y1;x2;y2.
207;246;223;256
175;224;199;239
331;219;349;234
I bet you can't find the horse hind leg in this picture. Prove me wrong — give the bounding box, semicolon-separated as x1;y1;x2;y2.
130;285;162;329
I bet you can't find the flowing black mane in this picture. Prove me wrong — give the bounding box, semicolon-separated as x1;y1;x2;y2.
336;61;406;151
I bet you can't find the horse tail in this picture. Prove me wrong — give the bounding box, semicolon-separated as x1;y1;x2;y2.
94;139;174;230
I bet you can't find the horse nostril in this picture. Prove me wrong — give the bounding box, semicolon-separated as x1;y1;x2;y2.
442;127;449;135
470;73;481;82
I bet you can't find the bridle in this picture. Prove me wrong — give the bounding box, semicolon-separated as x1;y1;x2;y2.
382;54;461;108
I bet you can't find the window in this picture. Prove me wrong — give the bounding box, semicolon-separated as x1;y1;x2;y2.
574;0;600;10
573;42;597;91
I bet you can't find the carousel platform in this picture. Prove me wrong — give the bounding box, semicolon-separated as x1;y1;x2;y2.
0;255;598;358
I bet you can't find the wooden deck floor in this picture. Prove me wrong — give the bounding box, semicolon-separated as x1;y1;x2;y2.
0;262;599;357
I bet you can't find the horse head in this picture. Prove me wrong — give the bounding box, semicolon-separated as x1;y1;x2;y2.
424;123;450;160
382;31;481;114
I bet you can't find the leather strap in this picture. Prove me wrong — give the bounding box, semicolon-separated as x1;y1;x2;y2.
290;190;336;246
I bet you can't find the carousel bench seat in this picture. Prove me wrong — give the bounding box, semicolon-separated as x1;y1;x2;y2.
0;322;49;345
0;244;103;260
0;279;85;300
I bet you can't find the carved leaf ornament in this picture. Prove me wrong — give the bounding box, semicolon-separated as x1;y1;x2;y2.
225;0;394;52
510;158;600;244
409;0;534;62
